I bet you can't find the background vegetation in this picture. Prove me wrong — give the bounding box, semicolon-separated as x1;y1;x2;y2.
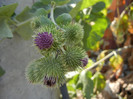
0;0;133;99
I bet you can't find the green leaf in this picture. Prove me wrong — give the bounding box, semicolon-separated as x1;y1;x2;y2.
76;70;93;99
31;1;50;12
67;74;79;91
83;14;108;50
67;74;79;98
70;0;98;18
56;13;72;25
0;17;13;38
31;16;54;30
82;22;91;51
109;55;123;70
0;66;5;77
54;5;72;18
15;6;33;22
34;8;48;16
15;19;33;40
54;0;70;5
85;59;94;68
92;2;105;13
70;0;112;18
16;6;48;22
92;72;105;92
0;3;18;17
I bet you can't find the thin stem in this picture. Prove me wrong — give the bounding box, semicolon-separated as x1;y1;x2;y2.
50;5;58;26
50;4;69;99
120;2;133;19
50;4;65;31
16;18;32;27
85;45;133;71
55;49;60;59
116;2;133;30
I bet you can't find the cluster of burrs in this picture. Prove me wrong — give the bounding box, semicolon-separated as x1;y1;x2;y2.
26;15;88;88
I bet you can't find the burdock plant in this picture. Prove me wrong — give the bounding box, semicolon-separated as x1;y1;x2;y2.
25;1;88;88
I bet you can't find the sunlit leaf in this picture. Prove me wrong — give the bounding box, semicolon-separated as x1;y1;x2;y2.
76;70;93;99
67;74;79;92
96;50;107;71
128;6;133;20
92;72;105;92
67;74;79;98
128;21;133;34
85;59;94;69
70;0;112;18
109;55;123;71
83;15;108;50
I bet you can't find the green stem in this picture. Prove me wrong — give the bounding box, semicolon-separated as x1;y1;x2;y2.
50;4;65;31
50;5;57;26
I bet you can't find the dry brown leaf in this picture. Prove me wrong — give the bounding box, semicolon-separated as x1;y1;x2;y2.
128;21;133;34
122;35;132;59
128;48;133;70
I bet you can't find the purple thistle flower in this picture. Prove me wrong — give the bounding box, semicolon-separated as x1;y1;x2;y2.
80;58;88;67
34;32;53;50
44;76;56;87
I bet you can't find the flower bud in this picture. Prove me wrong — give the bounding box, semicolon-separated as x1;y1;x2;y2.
80;58;88;67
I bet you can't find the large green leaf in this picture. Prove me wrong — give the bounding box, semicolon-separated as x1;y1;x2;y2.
16;6;48;22
92;72;105;92
0;66;5;77
82;22;92;51
70;0;112;18
76;70;94;99
0;17;13;38
15;6;33;22
83;14;108;50
0;3;18;17
67;74;79;97
54;5;72;18
15;19;33;40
